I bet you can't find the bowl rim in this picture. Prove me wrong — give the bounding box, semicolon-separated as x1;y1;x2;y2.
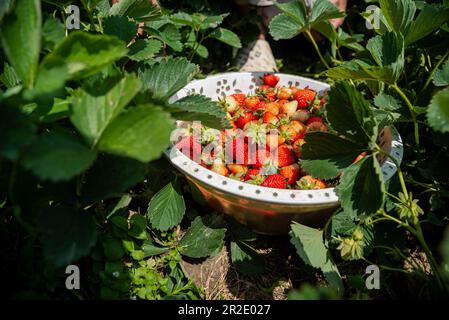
165;72;404;206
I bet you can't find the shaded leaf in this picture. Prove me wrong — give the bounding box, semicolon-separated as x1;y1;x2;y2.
103;15;137;43
434;58;449;87
82;154;146;203
378;0;416;33
109;0;160;22
21;130;96;182
127;39;161;61
290;222;344;293
38;205;97;267
208;28;241;48
405;4;449;45
301;132;366;180
230;241;264;276
179;215;226;258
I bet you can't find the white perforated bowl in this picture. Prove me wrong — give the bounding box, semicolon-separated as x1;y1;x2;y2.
166;72;403;234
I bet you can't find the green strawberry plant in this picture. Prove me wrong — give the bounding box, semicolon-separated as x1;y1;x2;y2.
270;0;449;297
0;0;244;299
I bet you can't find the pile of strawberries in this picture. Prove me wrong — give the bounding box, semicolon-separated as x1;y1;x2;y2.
175;74;329;190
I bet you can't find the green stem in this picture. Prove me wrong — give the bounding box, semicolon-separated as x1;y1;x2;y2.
97;14;103;33
305;30;330;69
415;50;449;104
391;83;419;146
362;257;409;274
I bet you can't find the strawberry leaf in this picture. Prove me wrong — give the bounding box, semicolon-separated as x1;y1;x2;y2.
269;0;343;41
378;0;416;34
336;155;385;217
326;82;377;144
230;241;265;276
70;74;142;146
179;215;226;258
301;132;366;180
433;58;449;87
169;94;230;129
147;182;186;231
427;87;449;133
138;57;199;101
405;4;449;46
290;222;344;294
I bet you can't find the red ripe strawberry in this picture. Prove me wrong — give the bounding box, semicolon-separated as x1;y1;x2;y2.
261;174;287;189
231;93;246;105
245;168;260;181
263;112;279;126
262;74;280;87
210;163;229;176
256;100;268;111
306;116;323;125
292;138;306;158
295;89;316;109
245;96;261;111
264;102;280;116
297;175;327;190
235;112;257;129
176;136;202;162
252;149;272;169
279;163;301;185
273;144;296;167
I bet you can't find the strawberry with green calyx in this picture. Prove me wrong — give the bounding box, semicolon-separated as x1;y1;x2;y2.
261;174;287;189
222;95;239;113
245;169;266;185
306;116;323;125
235;111;257;129
289;120;307;135
294;89;316;109
306;121;328;133
296;175;327;190
229;172;246;181
279;163;301;185
256;85;277;102
244;121;267;145
262;73;280;87
292;138;306;158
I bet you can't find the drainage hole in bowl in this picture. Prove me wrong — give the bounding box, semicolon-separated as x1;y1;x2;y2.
238;185;244;190
325;192;330;197
182;162;188;166
308;194;313;199
193;168;199;173
273;192;278;197
207;174;212;179
222;181;227;185
255;189;261;194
